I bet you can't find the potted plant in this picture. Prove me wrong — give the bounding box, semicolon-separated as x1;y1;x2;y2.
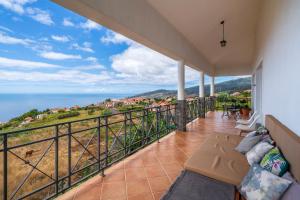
238;99;245;114
241;105;251;117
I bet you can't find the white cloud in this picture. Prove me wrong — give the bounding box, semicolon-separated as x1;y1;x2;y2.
71;42;94;53
110;43;199;85
0;1;53;26
0;32;33;45
0;0;36;14
111;44;177;84
26;7;54;25
101;31;134;45
0;25;13;33
100;30;198;85
0;32;54;53
86;56;98;63
0;56;59;69
62;18;75;27
80;19;101;31
0;69;110;84
73;64;105;71
40;51;82;60
51;35;70;42
12;16;22;21
30;42;53;52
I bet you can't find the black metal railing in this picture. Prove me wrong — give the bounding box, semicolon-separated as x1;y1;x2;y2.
0;98;216;200
0;105;177;200
186;97;215;122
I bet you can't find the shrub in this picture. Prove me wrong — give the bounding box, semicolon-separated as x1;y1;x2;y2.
9;109;40;123
57;111;80;119
88;109;95;115
101;109;112;116
0;122;12;131
58;109;65;113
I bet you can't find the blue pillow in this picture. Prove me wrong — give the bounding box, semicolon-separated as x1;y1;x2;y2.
239;164;292;200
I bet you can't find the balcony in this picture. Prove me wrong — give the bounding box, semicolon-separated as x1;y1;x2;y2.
0;97;216;200
57;111;237;200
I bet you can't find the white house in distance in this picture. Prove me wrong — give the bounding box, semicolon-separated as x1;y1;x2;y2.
53;0;300;135
36;114;47;120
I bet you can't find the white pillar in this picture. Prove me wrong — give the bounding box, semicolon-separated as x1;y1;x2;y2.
199;71;205;98
210;76;215;96
177;60;185;100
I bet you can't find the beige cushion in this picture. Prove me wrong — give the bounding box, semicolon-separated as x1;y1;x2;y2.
185;133;249;186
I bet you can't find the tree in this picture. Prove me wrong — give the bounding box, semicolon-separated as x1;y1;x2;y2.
154;98;161;103
216;92;229;103
101;109;112;116
9;109;40;122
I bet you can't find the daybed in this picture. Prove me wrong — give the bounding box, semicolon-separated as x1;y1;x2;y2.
162;115;300;200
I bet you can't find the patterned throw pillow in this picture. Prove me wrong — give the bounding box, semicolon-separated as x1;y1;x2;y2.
239;164;292;200
260;147;289;176
246;142;274;165
261;134;275;145
256;126;269;135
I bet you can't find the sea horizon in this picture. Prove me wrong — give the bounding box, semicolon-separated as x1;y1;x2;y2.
0;93;133;122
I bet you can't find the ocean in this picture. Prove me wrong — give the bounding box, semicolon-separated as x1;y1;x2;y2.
0;93;131;122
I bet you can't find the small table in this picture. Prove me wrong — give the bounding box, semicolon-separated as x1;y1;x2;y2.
222;105;241;120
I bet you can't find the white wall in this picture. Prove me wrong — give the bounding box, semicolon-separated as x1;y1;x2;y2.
254;0;300;135
254;65;263;123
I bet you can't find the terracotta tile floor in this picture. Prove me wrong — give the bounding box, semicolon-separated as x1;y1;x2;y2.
57;112;239;200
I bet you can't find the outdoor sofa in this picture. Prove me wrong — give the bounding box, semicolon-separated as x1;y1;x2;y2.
162;115;300;200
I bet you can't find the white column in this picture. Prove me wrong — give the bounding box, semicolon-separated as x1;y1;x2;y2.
177;60;185;100
199;71;205;98
210;76;215;96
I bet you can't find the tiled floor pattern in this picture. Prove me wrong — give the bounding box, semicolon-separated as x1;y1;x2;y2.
57;112;238;200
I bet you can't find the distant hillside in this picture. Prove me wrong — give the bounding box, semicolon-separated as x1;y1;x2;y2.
133;77;251;98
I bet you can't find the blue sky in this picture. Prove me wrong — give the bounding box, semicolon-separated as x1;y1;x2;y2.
0;0;241;94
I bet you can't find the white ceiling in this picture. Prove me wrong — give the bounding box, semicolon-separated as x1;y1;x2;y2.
147;0;261;75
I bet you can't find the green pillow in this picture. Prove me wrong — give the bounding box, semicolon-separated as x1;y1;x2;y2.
260;147;289;176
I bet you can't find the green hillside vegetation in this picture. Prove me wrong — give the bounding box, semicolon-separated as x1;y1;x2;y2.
0;105;139;132
133;77;251;98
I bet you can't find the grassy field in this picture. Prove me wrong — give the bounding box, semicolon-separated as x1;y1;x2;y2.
0;113;119;199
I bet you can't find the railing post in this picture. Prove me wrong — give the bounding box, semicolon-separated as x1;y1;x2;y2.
96;117;101;173
103;116;108;177
146;109;149;144
3;134;8;200
204;98;209;114
156;107;160;142
166;105;170;132
67;123;72;188
128;111;132;153
124;113;127;155
213;96;216;111
197;98;201;118
54;125;59;195
199;97;205;118
175;100;187;131
194;100;197;119
142;110;145;145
